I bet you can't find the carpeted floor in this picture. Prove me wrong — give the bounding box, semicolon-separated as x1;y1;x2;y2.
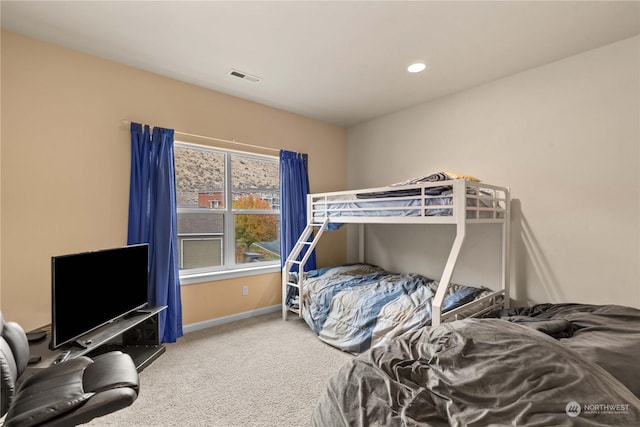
86;311;353;427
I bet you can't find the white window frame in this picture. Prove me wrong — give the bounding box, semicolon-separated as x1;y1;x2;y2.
176;142;281;285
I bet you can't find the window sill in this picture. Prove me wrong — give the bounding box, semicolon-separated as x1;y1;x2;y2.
179;264;281;285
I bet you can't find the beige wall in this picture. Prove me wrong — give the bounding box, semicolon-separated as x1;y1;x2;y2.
347;36;640;308
0;31;347;331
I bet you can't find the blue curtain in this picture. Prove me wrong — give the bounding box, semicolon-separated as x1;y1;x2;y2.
279;150;316;272
128;123;183;343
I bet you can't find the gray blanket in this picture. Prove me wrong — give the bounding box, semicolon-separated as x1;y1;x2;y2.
486;303;640;398
313;317;640;426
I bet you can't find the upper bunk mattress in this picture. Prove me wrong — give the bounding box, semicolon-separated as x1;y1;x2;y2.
310;178;508;227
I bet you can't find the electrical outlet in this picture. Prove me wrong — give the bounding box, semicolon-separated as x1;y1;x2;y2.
242;285;249;296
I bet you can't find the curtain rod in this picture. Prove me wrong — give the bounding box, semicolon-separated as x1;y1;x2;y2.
122;121;279;153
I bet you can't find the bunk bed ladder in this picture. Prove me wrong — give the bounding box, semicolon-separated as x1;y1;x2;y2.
282;217;330;320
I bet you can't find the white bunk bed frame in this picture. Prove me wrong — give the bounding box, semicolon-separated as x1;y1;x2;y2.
282;179;511;326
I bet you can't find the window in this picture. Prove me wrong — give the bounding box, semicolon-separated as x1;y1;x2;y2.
175;143;280;282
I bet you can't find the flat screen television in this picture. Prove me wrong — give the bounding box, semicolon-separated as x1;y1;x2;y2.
50;243;149;350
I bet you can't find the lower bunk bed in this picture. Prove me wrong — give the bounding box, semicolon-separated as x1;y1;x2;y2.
291;263;503;353
312;302;640;426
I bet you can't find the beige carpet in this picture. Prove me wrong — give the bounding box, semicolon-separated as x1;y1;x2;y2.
86;311;353;427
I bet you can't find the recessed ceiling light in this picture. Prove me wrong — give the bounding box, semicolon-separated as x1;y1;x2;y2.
407;62;426;73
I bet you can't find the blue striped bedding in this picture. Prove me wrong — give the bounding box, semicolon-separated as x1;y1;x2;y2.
299;263;489;353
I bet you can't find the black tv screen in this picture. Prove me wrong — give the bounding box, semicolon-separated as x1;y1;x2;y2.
50;243;149;350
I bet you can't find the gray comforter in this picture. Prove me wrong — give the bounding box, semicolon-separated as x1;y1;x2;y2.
313;305;640;426
485;303;640;398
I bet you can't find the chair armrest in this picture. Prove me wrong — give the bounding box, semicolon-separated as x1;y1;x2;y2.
83;351;139;394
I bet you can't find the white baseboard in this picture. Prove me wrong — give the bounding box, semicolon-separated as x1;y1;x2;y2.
182;304;282;334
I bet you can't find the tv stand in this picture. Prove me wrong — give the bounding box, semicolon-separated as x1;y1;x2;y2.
27;306;167;373
130;308;156;315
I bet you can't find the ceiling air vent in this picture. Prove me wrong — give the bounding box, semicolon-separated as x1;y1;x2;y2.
228;69;261;83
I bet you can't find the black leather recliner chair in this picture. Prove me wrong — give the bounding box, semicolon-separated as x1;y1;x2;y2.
0;311;140;426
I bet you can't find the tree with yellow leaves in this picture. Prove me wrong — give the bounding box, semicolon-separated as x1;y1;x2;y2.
233;194;278;257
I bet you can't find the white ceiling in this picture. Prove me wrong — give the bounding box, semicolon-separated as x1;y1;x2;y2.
2;1;639;128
